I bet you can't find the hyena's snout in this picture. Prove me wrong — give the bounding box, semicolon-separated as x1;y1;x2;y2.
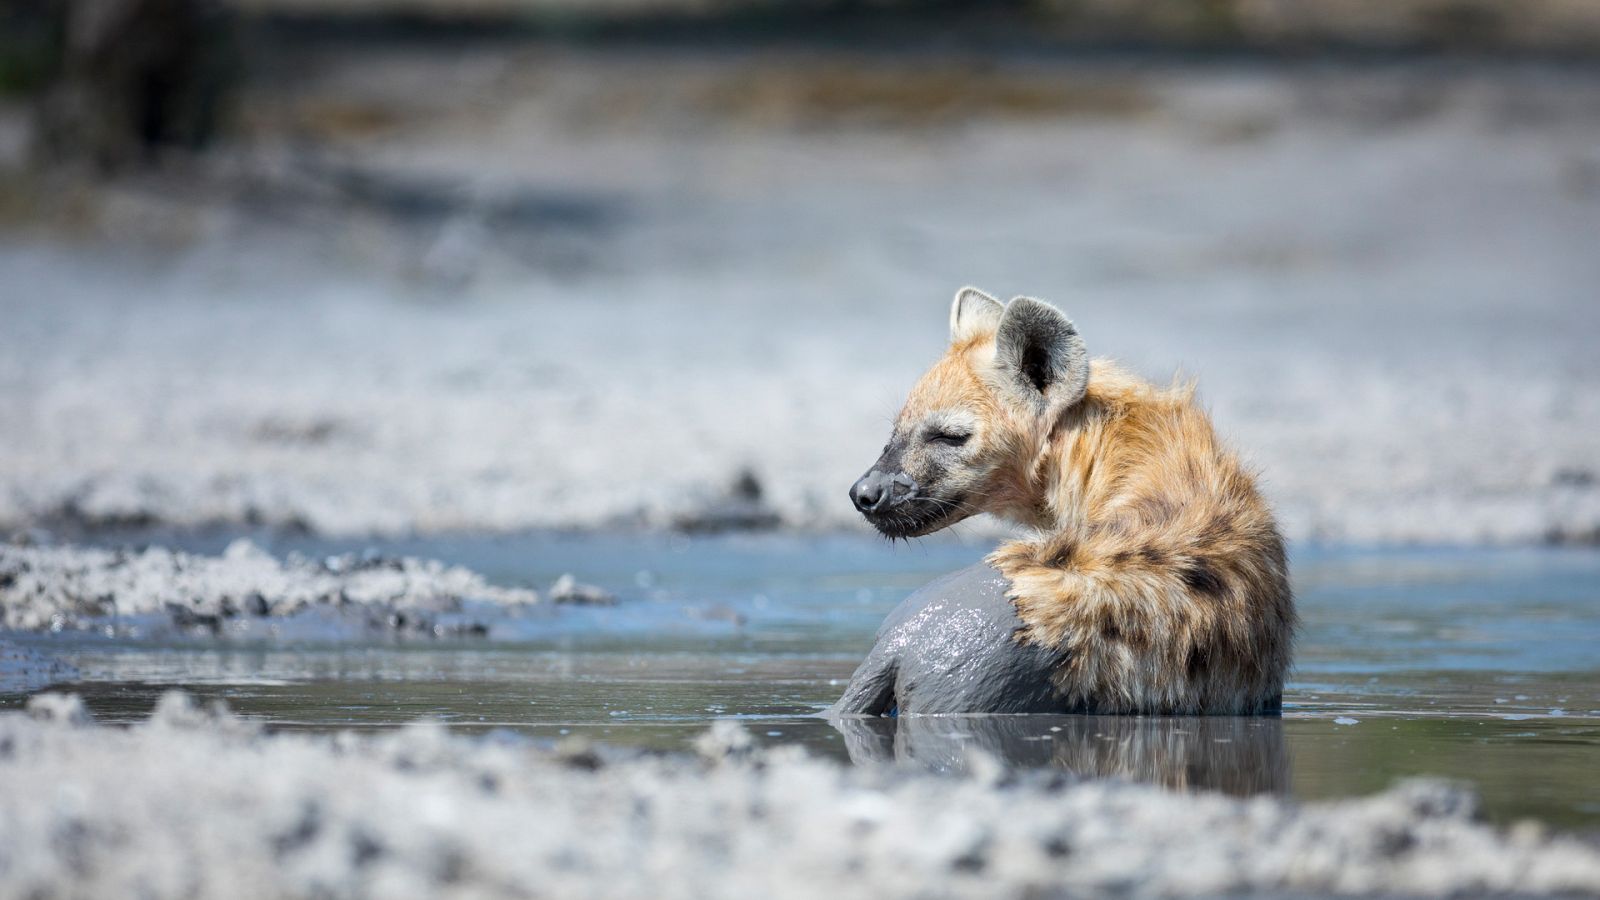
849;469;918;515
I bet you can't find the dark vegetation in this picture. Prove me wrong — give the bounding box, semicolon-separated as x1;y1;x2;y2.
6;0;1599;173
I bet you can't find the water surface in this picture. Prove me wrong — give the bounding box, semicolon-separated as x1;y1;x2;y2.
4;532;1598;829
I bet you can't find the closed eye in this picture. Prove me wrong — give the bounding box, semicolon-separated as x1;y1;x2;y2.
927;431;971;447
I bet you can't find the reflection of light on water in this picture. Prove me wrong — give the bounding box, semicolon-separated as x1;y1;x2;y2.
832;714;1291;795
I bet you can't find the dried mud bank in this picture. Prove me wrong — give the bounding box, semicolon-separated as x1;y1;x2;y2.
0;539;610;638
2;693;1599;899
4;61;1600;545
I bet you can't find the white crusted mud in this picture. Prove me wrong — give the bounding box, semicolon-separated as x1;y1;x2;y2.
0;538;545;636
1;693;1598;898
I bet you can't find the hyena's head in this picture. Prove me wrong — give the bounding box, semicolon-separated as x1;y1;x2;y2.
850;287;1090;538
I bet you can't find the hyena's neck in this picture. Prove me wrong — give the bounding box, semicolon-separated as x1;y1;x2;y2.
1001;361;1187;537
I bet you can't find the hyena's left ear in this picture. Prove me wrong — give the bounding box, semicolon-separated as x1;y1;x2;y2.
949;286;1004;343
992;296;1090;420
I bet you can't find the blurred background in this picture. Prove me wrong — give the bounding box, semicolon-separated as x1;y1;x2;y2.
2;0;1599;546
3;0;1600;836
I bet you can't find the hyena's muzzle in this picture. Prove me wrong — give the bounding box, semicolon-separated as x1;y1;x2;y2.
849;443;961;539
849;468;917;516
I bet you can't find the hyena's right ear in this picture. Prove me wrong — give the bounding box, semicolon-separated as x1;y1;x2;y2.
949;286;1004;343
992;296;1090;421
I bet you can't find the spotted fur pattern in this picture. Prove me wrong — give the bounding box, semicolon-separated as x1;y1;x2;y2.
872;288;1294;714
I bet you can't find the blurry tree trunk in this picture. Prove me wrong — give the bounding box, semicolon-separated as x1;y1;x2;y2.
34;0;236;171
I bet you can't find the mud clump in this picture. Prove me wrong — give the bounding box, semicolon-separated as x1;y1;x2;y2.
547;573;617;606
0;692;1598;898
673;469;783;535
0;538;541;636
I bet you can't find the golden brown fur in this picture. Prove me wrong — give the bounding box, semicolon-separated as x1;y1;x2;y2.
864;288;1293;714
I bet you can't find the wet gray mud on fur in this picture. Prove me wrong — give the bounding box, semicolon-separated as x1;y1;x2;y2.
829;563;1068;716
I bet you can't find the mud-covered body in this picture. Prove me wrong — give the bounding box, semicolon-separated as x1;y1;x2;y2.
829;563;1065;716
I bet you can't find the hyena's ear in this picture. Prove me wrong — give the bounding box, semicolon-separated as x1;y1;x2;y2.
992;296;1090;420
949;286;1004;343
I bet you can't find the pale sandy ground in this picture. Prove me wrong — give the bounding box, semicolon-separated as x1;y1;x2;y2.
3;53;1600;544
0;691;1596;899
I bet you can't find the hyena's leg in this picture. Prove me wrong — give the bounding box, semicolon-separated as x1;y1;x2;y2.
831;650;898;716
987;524;1289;715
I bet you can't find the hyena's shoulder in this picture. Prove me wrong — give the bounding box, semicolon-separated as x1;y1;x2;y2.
991;363;1293;714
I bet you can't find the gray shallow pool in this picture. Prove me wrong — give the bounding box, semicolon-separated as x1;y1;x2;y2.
3;531;1598;829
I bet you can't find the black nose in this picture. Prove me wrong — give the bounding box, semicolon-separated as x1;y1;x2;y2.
851;471;891;514
853;470;921;514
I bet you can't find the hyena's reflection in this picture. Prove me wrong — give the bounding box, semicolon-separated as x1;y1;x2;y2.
831;714;1288;797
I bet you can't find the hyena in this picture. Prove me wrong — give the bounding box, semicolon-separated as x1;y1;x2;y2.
848;287;1294;714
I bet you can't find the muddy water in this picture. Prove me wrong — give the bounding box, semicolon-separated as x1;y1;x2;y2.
4;532;1599;829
